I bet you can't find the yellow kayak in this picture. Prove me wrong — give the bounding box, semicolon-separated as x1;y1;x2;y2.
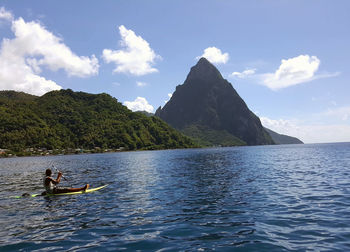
11;185;108;198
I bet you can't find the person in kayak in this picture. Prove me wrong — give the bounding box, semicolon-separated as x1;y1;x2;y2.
43;168;89;194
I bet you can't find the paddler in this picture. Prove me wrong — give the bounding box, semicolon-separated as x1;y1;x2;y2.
43;168;89;195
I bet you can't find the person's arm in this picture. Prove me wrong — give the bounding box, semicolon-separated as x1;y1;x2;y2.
48;172;62;185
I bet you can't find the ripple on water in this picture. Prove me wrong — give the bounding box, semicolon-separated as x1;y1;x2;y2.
1;143;350;251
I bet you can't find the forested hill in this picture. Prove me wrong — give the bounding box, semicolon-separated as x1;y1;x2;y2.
0;89;197;153
0;90;37;103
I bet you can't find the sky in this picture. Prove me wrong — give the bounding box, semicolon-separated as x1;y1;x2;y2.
0;1;349;144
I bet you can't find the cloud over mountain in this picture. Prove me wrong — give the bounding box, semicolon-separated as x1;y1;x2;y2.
102;25;161;76
124;97;154;113
197;47;229;64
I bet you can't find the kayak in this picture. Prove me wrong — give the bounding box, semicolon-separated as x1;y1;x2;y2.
11;184;108;199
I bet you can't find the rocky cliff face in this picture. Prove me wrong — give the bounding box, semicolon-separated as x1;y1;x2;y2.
155;58;274;146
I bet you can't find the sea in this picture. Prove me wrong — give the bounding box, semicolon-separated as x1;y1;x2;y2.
1;143;350;251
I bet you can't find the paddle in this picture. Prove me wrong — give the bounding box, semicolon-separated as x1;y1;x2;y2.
52;165;72;187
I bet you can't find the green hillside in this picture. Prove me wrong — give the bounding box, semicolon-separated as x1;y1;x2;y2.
0;89;197;154
182;124;246;147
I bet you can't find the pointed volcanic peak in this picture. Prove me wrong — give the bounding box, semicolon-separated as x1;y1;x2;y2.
156;58;274;146
185;57;224;83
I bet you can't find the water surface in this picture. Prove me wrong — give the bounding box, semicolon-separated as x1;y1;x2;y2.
1;143;350;251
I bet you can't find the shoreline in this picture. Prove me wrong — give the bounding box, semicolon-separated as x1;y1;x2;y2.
0;146;203;159
2;142;333;159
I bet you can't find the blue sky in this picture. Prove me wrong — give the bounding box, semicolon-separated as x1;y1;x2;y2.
0;1;349;143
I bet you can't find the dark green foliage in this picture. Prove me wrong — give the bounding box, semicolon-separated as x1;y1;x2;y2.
264;127;303;144
182;124;246;146
0;89;197;152
136;111;154;117
156;58;275;146
0;90;37;103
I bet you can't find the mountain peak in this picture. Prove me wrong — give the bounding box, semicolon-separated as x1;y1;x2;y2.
197;57;212;65
186;57;223;83
156;59;275;146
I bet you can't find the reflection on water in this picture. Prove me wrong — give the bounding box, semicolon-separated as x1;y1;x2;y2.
1;143;350;251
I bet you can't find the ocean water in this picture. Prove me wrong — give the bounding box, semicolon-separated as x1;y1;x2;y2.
1;143;350;251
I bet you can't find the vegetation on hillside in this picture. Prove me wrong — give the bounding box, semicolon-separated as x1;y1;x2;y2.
0;89;197;155
182;124;246;147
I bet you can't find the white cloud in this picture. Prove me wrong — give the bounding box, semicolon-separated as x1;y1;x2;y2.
0;13;99;96
136;81;147;87
231;68;256;78
197;47;229;64
102;25;161;76
261;117;301;137
165;93;172;104
261;116;350;143
124;97;154;113
0;7;13;21
12;18;99;77
260;55;339;90
261;55;321;90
